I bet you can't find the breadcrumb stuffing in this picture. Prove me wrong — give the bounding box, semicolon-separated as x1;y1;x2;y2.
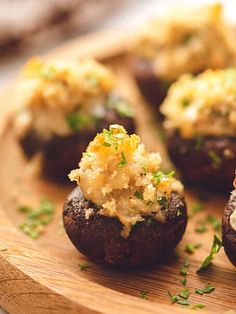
69;125;183;238
161;69;236;138
133;3;236;80
12;58;115;139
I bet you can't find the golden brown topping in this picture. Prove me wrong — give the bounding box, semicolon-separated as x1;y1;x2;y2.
133;4;236;80
161;69;236;138
69;125;183;237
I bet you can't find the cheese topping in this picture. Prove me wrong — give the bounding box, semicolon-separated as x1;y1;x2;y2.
69;125;183;238
133;4;236;80
161;69;236;139
12;58;116;139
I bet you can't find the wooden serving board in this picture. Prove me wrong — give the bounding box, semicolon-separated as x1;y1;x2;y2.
0;30;235;314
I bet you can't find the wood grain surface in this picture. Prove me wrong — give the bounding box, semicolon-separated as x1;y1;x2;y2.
0;30;235;314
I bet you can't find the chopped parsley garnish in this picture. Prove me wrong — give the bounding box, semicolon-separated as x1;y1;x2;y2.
206;215;221;231
180;257;190;276
19;198;55;239
78;263;90;271
195;283;215;295
185;243;201;254
168;291;189;306
157;196;169;207
118;152;128;167
179;289;189;299
177;299;189;306
40;66;56;80
197;234;222;272
152;170;175;185
140;290;149;299
66;113;95;131
194;136;204;151
182;33;194;44
145;218;153;227
106;97;134;118
181;98;190;108
191;202;204;214
208;151;222;169
85;75;98;87
189;304;205;310
134;191;143;200
177;210;182;217
195;225;207;234
168;291;179;303
180;277;187;286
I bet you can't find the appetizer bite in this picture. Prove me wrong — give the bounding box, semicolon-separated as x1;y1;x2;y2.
131;3;236;109
63;124;187;268
12;58;135;181
222;176;236;266
161;69;236;191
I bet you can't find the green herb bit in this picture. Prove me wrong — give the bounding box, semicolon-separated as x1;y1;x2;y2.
168;291;179;303
195;225;207;234
78;263;90;271
134;191;144;200
140;290;149;300
206;215;221;231
191;202;204;214
181;98;190;108
180;277;187;286
118;152;128;167
40;66;56;80
195;283;215;295
208;151;222;169
177;210;182;217
152;170;175;184
194;136;204;151
180;257;190;275
18;198;55;239
182;33;194;44
177;299;189;306
185;243;201;254
145;218;153;227
179;288;189;299
189;304;205;310
18;206;31;213
106;97;134;118
66;113;95;131
157;196;169;207
197;234;222;272
85;75;98;87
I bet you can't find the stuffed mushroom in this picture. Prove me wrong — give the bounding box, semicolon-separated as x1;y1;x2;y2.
160;69;236;191
12;58;135;182
131;3;236;109
222;177;236;267
63;124;187;268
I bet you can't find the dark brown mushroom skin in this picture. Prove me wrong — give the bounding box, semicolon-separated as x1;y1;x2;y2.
130;56;172;109
19;108;135;182
223;191;236;267
63;186;187;268
166;132;236;192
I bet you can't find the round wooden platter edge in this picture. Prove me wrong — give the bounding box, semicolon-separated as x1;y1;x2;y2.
0;30;212;314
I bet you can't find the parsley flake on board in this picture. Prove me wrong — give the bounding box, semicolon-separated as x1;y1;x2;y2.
140;290;149;300
180;257;190;275
185;243;201;254
179;289;189;299
191;202;204;214
195;283;215;295
206;215;221;231
197;234;222;272
78;263;90;271
18;198;55;239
